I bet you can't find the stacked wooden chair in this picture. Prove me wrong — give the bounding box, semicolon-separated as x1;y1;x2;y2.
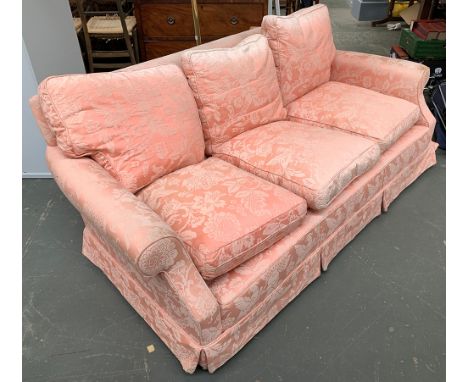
76;0;139;72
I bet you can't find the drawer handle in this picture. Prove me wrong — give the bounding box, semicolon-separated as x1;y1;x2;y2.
230;16;239;25
167;16;176;25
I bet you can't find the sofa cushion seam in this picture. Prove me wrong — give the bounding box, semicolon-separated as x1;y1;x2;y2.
288;115;384;143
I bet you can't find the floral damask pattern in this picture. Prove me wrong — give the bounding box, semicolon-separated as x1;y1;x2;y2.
330;50;436;134
34;12;441;374
208;124;432;327
81;138;436;373
47;146;190;277
51;122;436;373
213;121;381;210
383;142;437;211
84;142;435;373
181;34;287;154
138;157;307;280
287;81;420;151
82;230;205;372
381;125;432;183
83;227;221;346
38;64;205;192
261;4;336;105
208;212;319;329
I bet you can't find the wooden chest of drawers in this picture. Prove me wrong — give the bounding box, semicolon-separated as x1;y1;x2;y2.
134;0;268;60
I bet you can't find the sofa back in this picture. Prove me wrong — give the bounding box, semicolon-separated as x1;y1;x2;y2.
180;34;287;154
37;64;205;192
29;28;260;147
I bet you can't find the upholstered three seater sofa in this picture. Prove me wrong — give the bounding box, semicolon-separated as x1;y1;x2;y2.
29;5;437;373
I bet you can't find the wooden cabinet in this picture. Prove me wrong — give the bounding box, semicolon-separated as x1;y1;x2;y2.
134;0;268;60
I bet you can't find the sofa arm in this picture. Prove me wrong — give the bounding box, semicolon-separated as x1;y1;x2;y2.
47;146;222;345
330;50;436;133
46;146;188;276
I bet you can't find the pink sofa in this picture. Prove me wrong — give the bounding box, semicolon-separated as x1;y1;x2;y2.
29;5;437;373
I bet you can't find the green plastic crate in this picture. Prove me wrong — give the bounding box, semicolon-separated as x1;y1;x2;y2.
399;29;446;59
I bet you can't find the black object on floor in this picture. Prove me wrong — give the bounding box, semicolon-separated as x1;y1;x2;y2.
431;82;446;150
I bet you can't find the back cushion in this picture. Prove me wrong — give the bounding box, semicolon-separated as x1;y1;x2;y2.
38;64;205;193
261;4;336;105
181;34;287;154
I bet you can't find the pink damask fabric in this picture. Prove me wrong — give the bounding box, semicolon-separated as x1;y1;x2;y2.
288;81;420;151
202;242;322;372
83;226;221;346
46;146;190;277
138;157;307;280
82;229;208;372
208;124;432;326
330;50;436;133
181;34;287;154
208;211;322;329
75;124;436;373
261;4;336;105
38;64;205;192
29;95;57;146
213;121;381;210
380;125;433;184
382;142;438;211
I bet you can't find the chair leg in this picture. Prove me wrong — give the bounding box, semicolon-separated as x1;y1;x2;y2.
133;28;140;64
85;37;95;73
116;0;136;65
124;34;136;65
77;0;95;72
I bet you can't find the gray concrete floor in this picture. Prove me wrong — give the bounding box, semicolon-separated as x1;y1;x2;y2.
23;1;445;381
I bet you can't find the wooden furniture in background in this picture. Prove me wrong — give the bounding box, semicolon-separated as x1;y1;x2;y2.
134;0;268;61
285;0;320;16
69;1;88;68
417;0;442;20
371;0;443;27
372;0;415;27
77;0;140;72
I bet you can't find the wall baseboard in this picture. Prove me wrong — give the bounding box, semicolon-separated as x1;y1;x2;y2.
22;172;52;179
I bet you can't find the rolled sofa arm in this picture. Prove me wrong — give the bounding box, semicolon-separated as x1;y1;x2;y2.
47;146;189;276
46;146;222;346
330;50;436;132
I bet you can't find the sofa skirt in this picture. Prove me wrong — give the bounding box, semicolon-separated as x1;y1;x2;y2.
82;133;437;373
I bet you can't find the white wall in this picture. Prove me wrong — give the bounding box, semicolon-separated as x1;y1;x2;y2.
23;0;85;82
22;39;49;177
22;0;85;177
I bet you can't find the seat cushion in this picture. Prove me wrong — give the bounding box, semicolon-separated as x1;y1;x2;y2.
137;157;307;280
288;81;421;151
38;64;205;193
181;34;287;155
212;121;381;210
261;4;336;105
